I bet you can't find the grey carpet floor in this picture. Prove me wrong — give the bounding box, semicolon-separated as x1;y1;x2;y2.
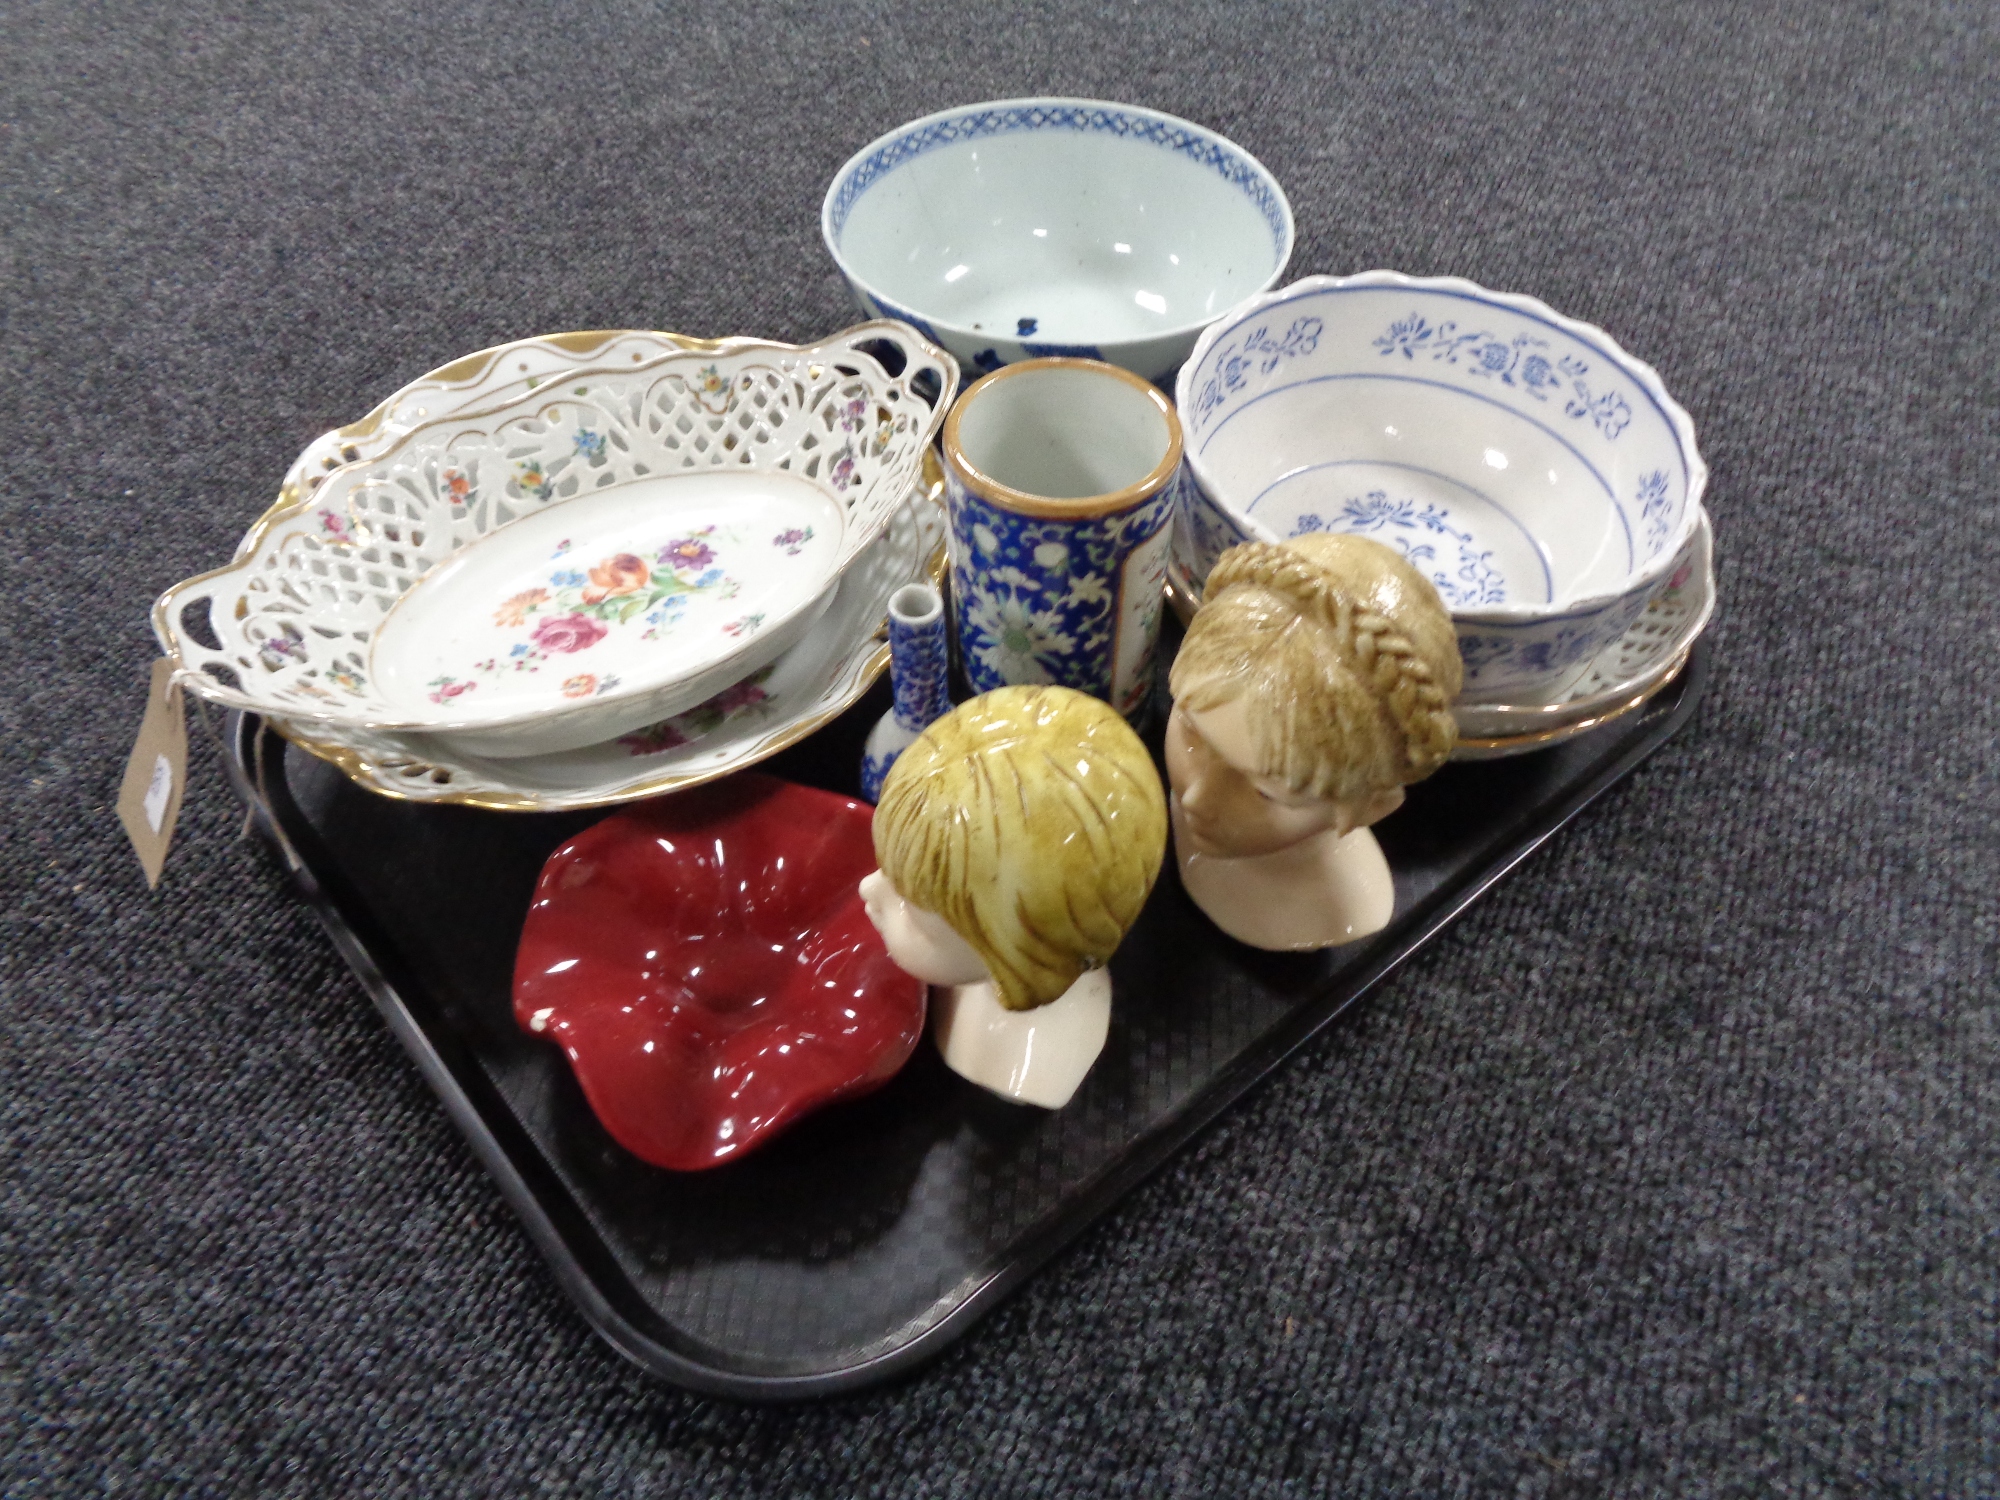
4;1;1996;1494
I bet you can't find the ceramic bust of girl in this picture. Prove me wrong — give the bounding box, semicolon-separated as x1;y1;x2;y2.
859;684;1168;1108
1166;533;1463;951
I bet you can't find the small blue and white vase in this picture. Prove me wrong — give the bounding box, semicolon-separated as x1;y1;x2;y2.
859;582;951;802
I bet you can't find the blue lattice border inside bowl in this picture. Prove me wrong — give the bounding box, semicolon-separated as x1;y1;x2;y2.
825;100;1291;259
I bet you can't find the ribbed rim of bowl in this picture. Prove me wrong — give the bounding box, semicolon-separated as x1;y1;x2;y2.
820;97;1297;351
1172;270;1710;624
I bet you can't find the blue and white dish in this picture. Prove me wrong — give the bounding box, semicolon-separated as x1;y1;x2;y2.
1452;509;1715;754
823;98;1294;387
1172;272;1709;704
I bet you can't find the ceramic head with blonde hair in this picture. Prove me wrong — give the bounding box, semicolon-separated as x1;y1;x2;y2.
1170;533;1463;805
872;684;1168;1012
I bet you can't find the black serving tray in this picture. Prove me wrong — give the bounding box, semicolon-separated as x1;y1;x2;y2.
223;637;1708;1400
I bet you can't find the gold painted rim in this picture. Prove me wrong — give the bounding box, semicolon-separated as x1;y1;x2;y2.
1451;646;1691;753
942;357;1183;519
270;642;892;811
272;331;726;511
199;333;725;645
263;323;939;562
335;329;726;444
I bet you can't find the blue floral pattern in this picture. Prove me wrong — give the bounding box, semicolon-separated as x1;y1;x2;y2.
949;472;1175;718
1173;469;1253;584
860;600;951;801
1373;314;1632;439
887;600;950;735
1020;338;1109;361
1455;593;1650;686
1635;470;1672;554
1190;316;1323;428
857;744;900;804
1175;282;1699;702
1176;464;1668;697
1286;490;1508;607
944;334;1114;375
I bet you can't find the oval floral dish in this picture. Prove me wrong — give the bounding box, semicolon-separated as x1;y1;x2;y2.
375;470;844;758
155;323;958;759
270;472;949;810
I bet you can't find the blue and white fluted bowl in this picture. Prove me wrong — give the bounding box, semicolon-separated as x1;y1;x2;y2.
823;98;1293;387
1172;271;1709;704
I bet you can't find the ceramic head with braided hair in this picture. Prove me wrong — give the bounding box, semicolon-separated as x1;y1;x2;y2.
1166;533;1463;949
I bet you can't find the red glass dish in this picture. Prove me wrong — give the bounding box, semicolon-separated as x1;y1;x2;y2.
513;774;925;1170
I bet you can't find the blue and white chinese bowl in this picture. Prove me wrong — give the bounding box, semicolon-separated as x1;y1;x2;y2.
1172;272;1710;704
822;98;1294;388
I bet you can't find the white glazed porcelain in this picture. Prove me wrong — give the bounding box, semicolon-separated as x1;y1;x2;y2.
1173;272;1708;704
823;98;1294;385
930;970;1111;1110
156;323;957;757
267;483;948;809
265;330;721;527
951;359;1174;498
387;471;844;757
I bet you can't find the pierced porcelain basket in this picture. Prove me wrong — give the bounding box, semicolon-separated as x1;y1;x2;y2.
154;323;957;757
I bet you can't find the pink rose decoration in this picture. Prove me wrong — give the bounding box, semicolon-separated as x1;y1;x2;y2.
532;613;608;654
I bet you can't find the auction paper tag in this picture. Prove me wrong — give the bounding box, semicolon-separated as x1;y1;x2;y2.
116;658;188;888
